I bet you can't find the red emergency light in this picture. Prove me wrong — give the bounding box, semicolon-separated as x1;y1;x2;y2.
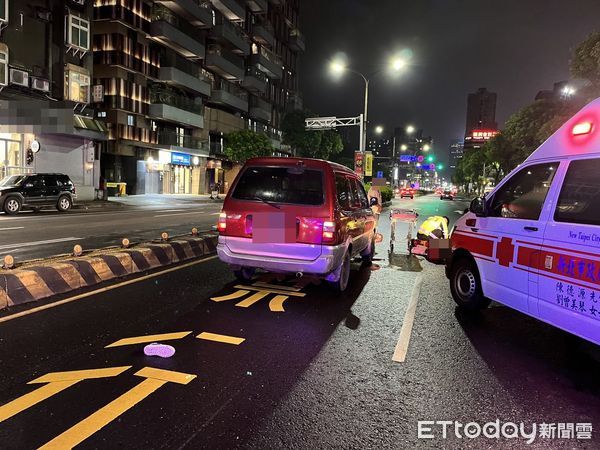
572;121;593;136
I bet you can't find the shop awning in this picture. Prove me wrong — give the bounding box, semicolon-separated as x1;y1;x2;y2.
73;115;108;141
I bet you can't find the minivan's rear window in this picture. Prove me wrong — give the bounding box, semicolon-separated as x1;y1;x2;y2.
232;166;324;205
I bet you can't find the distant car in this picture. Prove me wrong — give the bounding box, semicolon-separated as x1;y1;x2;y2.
400;188;414;199
440;189;455;200
0;173;76;215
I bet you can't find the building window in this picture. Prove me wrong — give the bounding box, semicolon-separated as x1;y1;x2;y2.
67;14;90;51
127;114;135;126
0;49;7;86
65;66;91;103
0;0;7;23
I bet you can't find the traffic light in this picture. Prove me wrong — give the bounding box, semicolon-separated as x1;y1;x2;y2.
427;155;434;163
438;164;444;170
26;149;34;166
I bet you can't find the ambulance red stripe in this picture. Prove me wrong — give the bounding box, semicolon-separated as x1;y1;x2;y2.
451;230;495;257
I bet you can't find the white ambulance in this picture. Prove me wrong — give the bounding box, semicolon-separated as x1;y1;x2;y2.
447;97;600;346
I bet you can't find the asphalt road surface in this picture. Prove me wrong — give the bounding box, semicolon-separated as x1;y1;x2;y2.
0;195;223;262
0;195;598;449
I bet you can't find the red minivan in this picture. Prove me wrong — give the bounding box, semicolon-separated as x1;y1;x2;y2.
216;157;377;291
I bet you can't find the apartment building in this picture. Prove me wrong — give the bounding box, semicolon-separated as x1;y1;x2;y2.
93;0;304;195
0;0;107;200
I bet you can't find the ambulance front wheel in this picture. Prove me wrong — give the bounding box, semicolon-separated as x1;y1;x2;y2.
450;257;491;311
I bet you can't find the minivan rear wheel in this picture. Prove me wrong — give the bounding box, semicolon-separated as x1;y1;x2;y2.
328;251;350;292
450;257;490;311
233;267;255;282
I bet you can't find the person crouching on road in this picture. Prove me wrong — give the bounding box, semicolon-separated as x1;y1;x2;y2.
367;185;382;221
417;216;451;261
417;216;450;241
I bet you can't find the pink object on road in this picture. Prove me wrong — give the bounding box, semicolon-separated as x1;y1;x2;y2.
143;343;176;358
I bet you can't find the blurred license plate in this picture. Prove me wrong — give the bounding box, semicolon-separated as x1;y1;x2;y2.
252;212;296;243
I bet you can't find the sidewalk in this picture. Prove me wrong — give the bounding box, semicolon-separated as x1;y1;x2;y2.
74;193;224;210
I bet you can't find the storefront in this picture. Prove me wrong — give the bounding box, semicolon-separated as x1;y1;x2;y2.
0;132;33;179
142;150;206;195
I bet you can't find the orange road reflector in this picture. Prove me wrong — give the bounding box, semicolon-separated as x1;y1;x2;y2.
73;244;83;257
3;255;14;269
121;238;130;248
161;232;169;241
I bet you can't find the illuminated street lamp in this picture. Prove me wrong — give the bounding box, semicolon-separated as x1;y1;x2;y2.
329;51;411;152
423;144;431;151
406;125;415;134
375;125;384;135
400;144;408;151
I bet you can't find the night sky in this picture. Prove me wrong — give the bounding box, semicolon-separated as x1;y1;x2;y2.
298;0;600;166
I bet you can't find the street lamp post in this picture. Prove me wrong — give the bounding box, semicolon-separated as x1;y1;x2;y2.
329;55;409;153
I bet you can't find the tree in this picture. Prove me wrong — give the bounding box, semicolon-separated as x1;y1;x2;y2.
571;32;600;94
316;130;343;160
282;110;321;156
224;130;273;163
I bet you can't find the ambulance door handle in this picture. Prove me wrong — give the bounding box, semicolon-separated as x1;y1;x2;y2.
470;228;479;232
524;226;538;232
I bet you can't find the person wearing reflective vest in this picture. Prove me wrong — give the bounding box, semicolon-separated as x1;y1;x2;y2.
417;216;450;240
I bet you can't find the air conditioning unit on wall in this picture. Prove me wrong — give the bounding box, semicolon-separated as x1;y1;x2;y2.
32;77;50;92
9;68;29;87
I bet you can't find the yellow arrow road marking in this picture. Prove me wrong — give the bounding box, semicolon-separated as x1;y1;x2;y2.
105;331;192;348
268;294;293;312
211;289;251;302
39;367;196;449
251;281;302;292
234;285;306;297
197;332;245;345
0;366;131;423
235;291;270;308
0;380;79;423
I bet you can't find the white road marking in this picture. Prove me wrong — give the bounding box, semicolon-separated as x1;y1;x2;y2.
392;275;423;363
454;210;465;214
0;227;24;231
153;209;187;213
0;237;82;251
153;211;203;218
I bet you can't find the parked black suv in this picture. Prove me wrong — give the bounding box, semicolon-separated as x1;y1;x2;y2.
0;174;76;215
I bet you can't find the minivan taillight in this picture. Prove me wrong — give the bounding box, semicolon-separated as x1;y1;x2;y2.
322;220;336;244
217;212;227;233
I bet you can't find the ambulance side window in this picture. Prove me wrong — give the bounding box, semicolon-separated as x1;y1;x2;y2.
488;162;557;220
554;158;600;226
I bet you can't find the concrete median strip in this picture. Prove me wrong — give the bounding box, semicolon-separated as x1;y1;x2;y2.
0;233;218;310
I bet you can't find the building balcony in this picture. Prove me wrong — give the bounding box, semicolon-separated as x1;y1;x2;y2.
289;29;305;53
249;96;271;123
150;18;205;60
246;0;268;13
250;45;282;79
210;20;251;55
205;45;245;80
157;131;209;155
159;67;211;97
241;66;268;94
210;81;248;112
210;0;245;22
154;0;214;28
253;22;275;48
150;88;205;128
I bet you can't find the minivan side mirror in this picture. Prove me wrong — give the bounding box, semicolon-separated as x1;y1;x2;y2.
469;197;487;217
369;197;378;206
